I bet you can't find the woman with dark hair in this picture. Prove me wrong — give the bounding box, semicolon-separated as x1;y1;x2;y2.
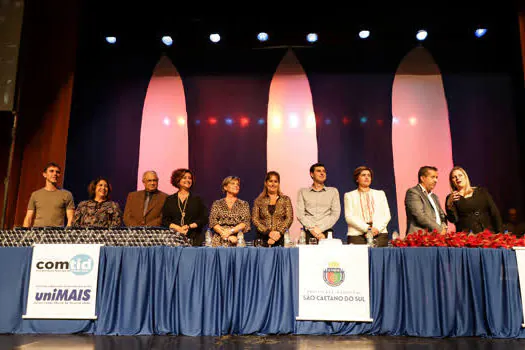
252;171;293;247
72;177;122;228
209;176;251;247
344;166;391;246
161;168;208;246
446;166;502;233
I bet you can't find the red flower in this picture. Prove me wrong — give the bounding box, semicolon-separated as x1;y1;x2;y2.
391;229;525;249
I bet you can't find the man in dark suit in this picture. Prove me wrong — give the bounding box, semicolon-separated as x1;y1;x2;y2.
123;171;168;227
405;166;447;235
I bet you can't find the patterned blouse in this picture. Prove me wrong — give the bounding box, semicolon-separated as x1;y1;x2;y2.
72;200;122;228
359;190;375;224
209;198;251;247
252;194;294;246
252;195;293;234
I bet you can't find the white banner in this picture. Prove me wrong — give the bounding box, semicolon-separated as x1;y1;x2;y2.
23;244;102;319
513;247;525;327
297;244;373;322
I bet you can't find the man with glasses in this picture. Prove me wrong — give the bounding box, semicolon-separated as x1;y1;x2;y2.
123;170;168;227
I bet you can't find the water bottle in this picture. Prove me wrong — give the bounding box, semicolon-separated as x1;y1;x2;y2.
388;231;399;247
205;229;213;247
284;229;291;248
237;231;246;247
392;231;399;240
366;227;374;247
299;228;306;245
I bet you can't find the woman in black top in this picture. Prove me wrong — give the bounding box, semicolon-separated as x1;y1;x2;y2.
446;166;502;234
162;168;207;246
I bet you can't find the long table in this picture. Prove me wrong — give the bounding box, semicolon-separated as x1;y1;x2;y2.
0;246;524;337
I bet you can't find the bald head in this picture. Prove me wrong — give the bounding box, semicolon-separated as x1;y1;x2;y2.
142;171;159;192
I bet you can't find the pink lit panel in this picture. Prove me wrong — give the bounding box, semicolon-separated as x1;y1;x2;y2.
137;55;189;194
392;47;454;235
267;49;318;239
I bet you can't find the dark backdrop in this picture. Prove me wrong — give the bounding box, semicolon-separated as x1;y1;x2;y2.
64;13;525;236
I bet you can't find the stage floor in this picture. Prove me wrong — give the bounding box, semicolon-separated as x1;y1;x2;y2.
3;335;525;349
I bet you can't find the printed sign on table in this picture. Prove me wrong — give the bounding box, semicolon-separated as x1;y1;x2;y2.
23;244;102;319
513;247;525;327
297;244;372;322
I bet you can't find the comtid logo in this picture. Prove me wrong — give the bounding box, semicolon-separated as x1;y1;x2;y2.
35;254;94;275
69;254;93;275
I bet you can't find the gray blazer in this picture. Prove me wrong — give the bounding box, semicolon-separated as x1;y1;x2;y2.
405;185;447;234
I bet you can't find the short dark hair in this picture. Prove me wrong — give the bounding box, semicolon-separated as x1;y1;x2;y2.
170;168;194;189
418;166;438;183
309;162;325;174
353;166;373;183
88;177;112;200
43;162;61;173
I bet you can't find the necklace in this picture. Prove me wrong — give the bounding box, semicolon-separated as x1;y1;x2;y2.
178;193;189;226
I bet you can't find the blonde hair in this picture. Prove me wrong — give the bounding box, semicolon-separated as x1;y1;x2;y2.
449;166;474;195
221;176;241;193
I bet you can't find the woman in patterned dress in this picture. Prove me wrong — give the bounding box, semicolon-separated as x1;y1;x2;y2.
209;176;251;247
72;177;122;228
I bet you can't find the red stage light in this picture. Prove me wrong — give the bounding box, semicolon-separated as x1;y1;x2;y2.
240;117;250;128
376;119;384;126
208;117;217;125
342;117;351;125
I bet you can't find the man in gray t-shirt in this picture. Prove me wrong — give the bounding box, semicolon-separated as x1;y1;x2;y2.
23;162;75;228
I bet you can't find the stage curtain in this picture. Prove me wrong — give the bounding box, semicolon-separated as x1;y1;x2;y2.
518;10;525;82
1;0;81;228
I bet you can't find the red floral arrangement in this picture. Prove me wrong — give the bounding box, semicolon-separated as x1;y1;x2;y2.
390;229;525;249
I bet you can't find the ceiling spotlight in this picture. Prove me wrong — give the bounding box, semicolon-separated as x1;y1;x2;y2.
105;36;117;44
475;28;487;38
359;30;370;39
161;36;173;46
209;33;221;43
306;33;318;43
257;32;269;42
416;30;428;41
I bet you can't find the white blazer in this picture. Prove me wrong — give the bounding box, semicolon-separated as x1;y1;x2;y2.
344;188;391;236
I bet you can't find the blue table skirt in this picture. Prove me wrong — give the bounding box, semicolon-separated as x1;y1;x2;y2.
0;247;524;337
